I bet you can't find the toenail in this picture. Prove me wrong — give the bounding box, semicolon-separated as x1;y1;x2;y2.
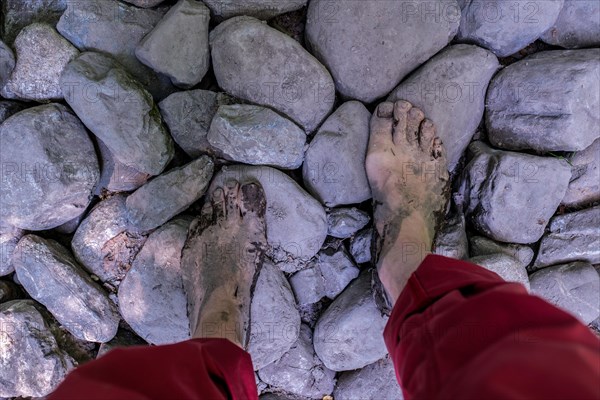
212;188;224;200
377;102;394;118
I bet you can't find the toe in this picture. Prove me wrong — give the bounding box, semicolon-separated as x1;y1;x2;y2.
432;137;444;159
368;102;394;151
224;180;241;217
211;187;226;220
419;119;436;153
406;107;425;145
240;182;266;218
392;100;411;146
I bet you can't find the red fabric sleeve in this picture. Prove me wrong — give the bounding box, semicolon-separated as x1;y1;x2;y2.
48;338;258;400
384;254;600;400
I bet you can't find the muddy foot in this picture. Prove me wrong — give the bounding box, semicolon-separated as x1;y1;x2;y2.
181;180;267;347
366;100;449;301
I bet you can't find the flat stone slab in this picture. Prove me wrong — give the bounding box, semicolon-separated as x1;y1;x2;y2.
530;261;600;324
13;235;120;342
119;218;191;345
61;51;174;176
461;142;571;244
1;23;78;101
457;0;564;57
534;206;600;269
203;0;307;19
0;103;99;231
210;16;334;132
208;104;306;169
562;138;600;208
211;165;327;261
305;0;460;102
303;101;372;207
0;300;74;398
486;49;600;152
125;156;214;232
541;0;600;48
136;0;210;88
388;44;499;170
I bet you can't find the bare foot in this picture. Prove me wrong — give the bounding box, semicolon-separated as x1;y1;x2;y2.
366;101;449;303
181;180;267;347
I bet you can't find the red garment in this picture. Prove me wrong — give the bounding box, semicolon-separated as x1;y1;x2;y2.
49;255;600;400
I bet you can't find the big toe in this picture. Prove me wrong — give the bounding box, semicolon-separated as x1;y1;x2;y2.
369;102;394;150
224;179;241;217
392;100;411;146
240;182;266;218
406;107;425;145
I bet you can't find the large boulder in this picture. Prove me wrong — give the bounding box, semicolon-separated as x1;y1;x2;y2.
305;0;460;102
248;260;301;370
0;300;74;398
456;0;564;57
562;138;600;208
13;235;120;342
534;206;600;269
57;0;175;99
207;104;306;169
334;356;404;400
1;23;78;101
460;142;571;244
203;0;307;19
0;104;99;231
530;261;600;324
303;101;372;207
388;44;499;170
258;324;336;399
125;157;214;232
0;39;15;88
314;272;388;371
541;0;600;48
61;51;174;176
211;165;327;261
71;195;147;286
158;89;234;158
136;0;210;88
210;16;334;132
119;218;191;345
486;49;600;152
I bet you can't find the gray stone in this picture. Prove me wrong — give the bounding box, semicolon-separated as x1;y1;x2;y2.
349;228;373;264
57;0;175;100
0;104;99;231
461;142;571;244
122;0;167;8
0;300;74;398
158;89;234;158
388;44;499;170
334;356;404;400
314;272;388;371
326;207;370;239
54;210;87;235
541;0;600;48
469;254;530;290
248;259;301;370
71;195;147;285
97;329;146;358
1;0;67;45
486;49;600;152
433;212;468;260
534;206;600;269
1;23;78;101
530;261;600;324
94;138;150;195
0;222;24;276
119;218;191;345
208;104;306;169
305;0;460;103
258;324;336;399
0;100;25;123
290;247;360;306
203;0;307;19
469;236;534;267
0;40;15;89
136;0;210;88
210;16;334;132
13;235;120;342
125;157;214;232
303;101;372;207
457;0;564;57
61;51;174;176
211;165;327;261
562;138;600;208
255;373;267;395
